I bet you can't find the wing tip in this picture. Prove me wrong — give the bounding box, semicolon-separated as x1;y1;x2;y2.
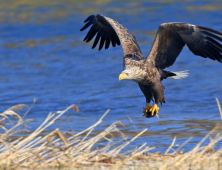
80;15;97;31
81;14;121;51
80;27;85;31
84;15;95;23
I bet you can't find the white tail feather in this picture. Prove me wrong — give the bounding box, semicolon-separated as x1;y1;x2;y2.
169;70;189;79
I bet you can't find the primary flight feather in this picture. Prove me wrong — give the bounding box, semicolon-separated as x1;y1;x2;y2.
80;14;222;118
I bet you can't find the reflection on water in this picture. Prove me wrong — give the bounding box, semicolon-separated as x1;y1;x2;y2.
1;0;222;153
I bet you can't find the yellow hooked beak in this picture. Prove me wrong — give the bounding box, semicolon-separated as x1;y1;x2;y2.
119;73;128;80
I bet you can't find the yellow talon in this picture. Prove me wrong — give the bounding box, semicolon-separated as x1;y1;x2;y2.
143;103;152;114
149;104;159;116
143;103;159;118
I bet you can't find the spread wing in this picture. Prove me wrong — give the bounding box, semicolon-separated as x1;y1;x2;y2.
80;14;144;60
148;23;222;69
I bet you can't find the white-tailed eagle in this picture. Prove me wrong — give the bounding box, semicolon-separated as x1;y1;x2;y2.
80;14;222;118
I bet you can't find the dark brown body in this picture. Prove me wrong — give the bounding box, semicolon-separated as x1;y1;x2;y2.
124;56;172;105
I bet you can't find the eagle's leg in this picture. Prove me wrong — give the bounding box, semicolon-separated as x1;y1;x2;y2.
143;103;152;117
139;84;155;117
150;81;165;116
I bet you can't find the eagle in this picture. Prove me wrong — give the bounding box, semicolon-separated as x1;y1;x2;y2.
80;14;222;118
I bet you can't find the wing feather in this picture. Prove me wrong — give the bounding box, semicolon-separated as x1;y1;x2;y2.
183;35;206;57
83;15;95;23
99;27;107;50
80;19;94;32
148;23;222;69
85;24;98;42
80;14;144;60
92;30;102;49
105;27;111;49
206;37;222;51
110;30;117;47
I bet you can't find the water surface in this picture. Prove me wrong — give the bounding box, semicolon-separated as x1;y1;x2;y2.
1;0;222;153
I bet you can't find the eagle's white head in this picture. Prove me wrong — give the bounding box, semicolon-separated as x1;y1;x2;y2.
119;67;145;82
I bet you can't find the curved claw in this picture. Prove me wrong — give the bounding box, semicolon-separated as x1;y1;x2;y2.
149;104;159;116
143;103;159;118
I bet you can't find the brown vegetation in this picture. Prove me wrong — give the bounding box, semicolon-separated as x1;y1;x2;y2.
0;99;222;170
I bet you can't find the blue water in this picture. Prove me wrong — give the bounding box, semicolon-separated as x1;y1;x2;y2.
1;0;222;153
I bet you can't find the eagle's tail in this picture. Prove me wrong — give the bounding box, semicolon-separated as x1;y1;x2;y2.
169;70;189;79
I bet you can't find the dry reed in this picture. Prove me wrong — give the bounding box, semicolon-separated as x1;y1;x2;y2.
0;99;222;170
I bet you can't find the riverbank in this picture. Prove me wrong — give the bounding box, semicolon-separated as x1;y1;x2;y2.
0;100;222;170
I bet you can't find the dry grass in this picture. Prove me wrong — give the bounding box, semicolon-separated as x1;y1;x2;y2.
0;99;222;170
